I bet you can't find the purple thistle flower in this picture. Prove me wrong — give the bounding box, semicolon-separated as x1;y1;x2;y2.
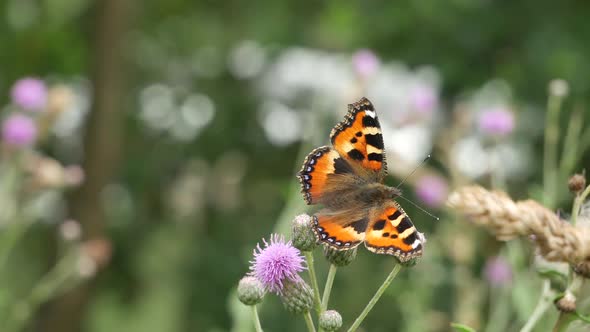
249;234;306;294
484;256;512;287
2;114;37;147
352;49;380;78
477;107;515;136
11;77;48;111
414;175;449;208
410;84;438;115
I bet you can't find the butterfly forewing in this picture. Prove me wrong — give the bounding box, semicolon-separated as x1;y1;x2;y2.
297;146;354;205
330;97;387;181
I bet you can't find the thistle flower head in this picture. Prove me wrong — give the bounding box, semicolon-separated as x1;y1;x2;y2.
484;256;512;287
414;175;449;208
352;49;379;78
2;113;37;147
477;107;515;136
11;77;47;111
410;84;438;115
249;234;306;294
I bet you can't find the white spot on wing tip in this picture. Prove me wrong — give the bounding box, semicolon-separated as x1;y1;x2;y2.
411;239;421;249
365;110;376;118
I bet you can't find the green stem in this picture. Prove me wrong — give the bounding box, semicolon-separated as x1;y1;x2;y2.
553;312;576;332
303;311;317;332
321;264;338;311
8;251;80;332
251;305;263;332
571;184;590;225
543;90;564;208
484;286;510;332
0;219;31;270
304;252;322;313
578;127;590;157
559;107;583;177
347;263;402;332
490;144;506;190
0;161;27;271
520;280;553;332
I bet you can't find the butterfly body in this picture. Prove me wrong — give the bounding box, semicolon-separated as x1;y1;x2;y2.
297;97;424;262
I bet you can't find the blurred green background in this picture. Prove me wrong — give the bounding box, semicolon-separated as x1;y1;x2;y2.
1;1;590;331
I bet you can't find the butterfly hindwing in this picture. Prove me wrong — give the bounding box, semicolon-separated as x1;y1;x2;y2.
364;201;423;262
330;97;386;179
312;212;367;250
297;146;354;205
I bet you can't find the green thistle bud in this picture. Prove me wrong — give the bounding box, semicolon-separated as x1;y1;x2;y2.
280;279;314;314
291;214;317;252
237;276;265;305
324;246;357;266
319;310;342;331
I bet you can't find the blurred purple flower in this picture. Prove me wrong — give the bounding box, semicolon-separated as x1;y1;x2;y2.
477;107;515;136
2;114;37;147
352;49;380;78
11;77;48;111
414;175;449;208
410;85;438;114
249;234;306;294
484;256;512;287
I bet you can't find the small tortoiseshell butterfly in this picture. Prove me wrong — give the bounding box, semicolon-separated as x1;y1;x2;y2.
297;97;423;262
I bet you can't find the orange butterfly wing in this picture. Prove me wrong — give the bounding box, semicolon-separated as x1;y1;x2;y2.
299;97;425;261
297;146;353;205
312;213;367;249
330;97;386;180
364;202;424;262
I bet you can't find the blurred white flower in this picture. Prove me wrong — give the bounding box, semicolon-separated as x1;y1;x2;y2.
451;135;531;180
52;79;91;139
139;83;176;131
228;40;267;79
167;159;209;221
365;65;440;124
451;136;489;179
139;84;216;141
60;219;82;241
382;122;433;165
259;47;354;102
259;101;302;146
549;79;569;97
258;47;442;164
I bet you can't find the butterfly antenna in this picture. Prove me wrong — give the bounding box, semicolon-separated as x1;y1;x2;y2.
397;195;440;221
396;154;431;189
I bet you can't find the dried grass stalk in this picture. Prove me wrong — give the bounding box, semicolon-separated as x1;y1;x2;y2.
447;186;590;264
